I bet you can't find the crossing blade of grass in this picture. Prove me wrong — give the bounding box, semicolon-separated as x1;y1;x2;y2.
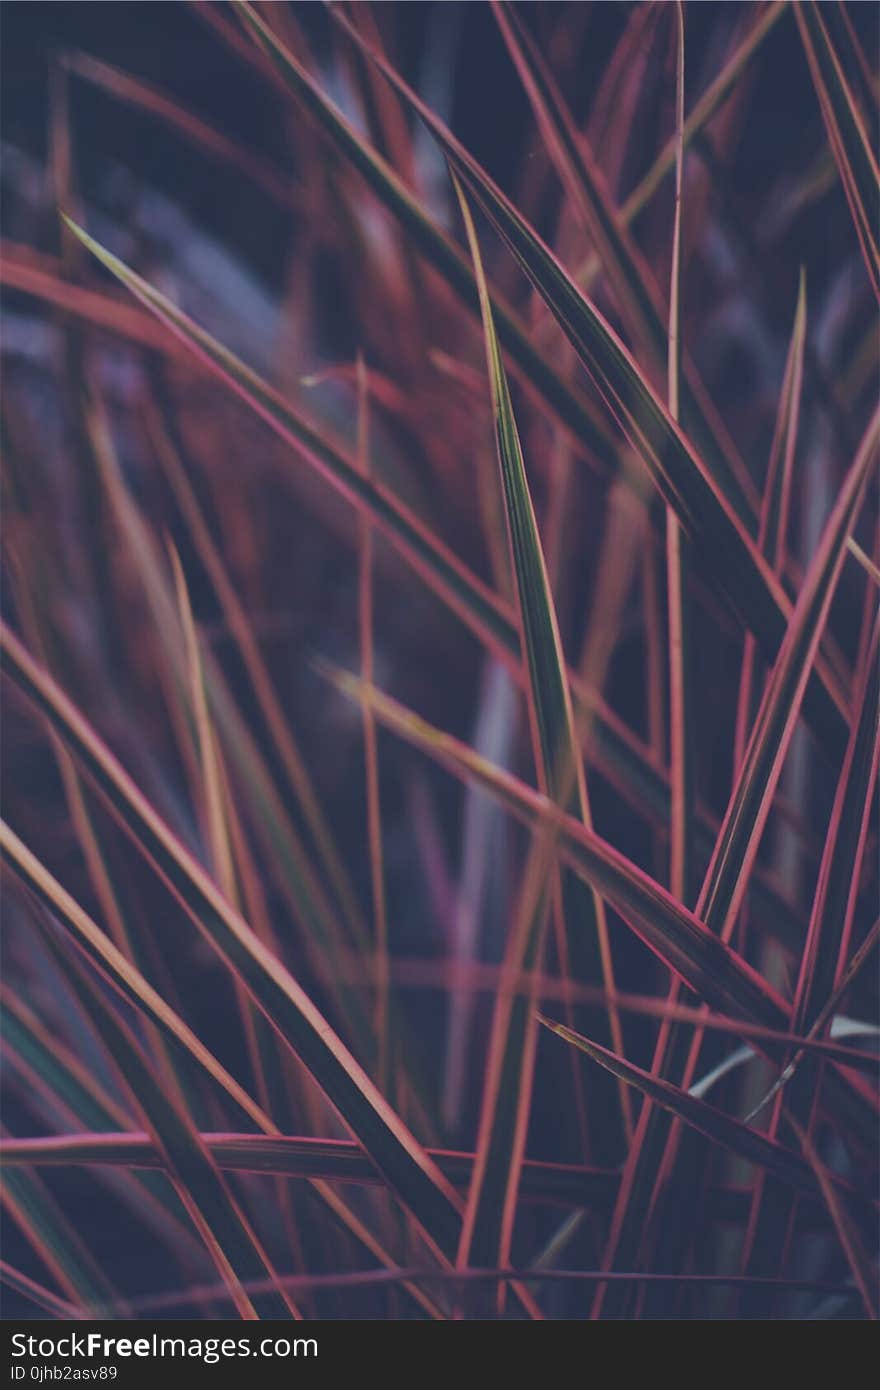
559;3;790;305
794;1;880;301
0;244;185;356
324;6;851;761
848;537;880;588
1;991;228;1276
322;668;790;1036
0;1133;619;1211
0;822;445;1318
169;541;309;1279
1;821;280;1134
0;1261;84;1320
84;389;375;1052
33;915;299;1319
1;1164;124;1317
229;1;618;476
0;629;465;1264
579;36;699;1303
792;617;880;1043
62;217;516;660
46;221;812;955
451;176;626;1307
599;408;879;1312
735;625;880;1291
537;1017;876;1219
492;0;755;527
751;918;880;1123
59;212;766;907
696;407;877;940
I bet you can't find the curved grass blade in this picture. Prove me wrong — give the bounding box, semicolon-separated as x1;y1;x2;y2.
325;4;851;760
64;52;297;208
31;914;299;1320
794;1;880;300
0;629;464;1263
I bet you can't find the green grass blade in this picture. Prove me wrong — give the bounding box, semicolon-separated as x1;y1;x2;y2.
452;176;626;1296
